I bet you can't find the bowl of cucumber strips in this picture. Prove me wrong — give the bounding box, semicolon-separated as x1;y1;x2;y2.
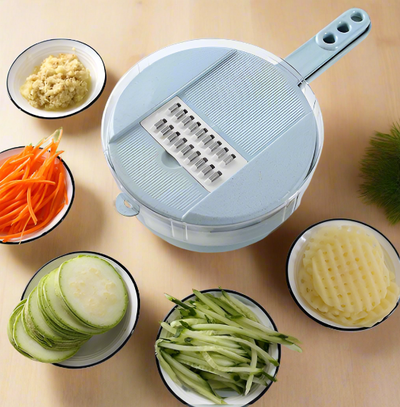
155;288;301;406
8;251;140;368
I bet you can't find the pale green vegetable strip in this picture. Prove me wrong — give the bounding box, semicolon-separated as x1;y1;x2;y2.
220;289;260;322
209;380;242;394
240;374;268;385
171;365;227;405
200;372;246;388
158;341;250;363
194;303;243;328
161;322;241;349
238;317;301;344
178;351;239;367
194;329;236;336
164;294;195;311
187;339;248;356
170;318;207;327
219;296;246;316
175;354;240;381
155;340;182;386
180;330;242;349
162;351;210;389
208;354;238;367
210;336;279;366
201;351;263;374
191;322;291;346
191;323;264;340
245;339;257;396
193;290;226;317
204;294;243;317
283;343;303;353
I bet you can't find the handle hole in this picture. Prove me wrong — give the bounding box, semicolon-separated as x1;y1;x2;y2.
351;12;363;22
323;33;336;44
337;22;350;33
124;200;133;209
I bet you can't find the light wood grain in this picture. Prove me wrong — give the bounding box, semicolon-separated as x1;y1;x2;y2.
1;1;400;406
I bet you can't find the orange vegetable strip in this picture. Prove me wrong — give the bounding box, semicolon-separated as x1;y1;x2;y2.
0;151;25;172
26;187;37;225
33;150;63;179
0;179;56;195
0;158;31;186
0;199;26;215
31;148;49;166
34;183;50;212
8;205;29;226
63;182;68;205
1;195;63;242
0;162;24;180
9;185;45;225
0;169;25;186
0;205;27;224
18;215;32;242
50;173;64;211
9;153;34;165
13;185;29;201
0;184;27;203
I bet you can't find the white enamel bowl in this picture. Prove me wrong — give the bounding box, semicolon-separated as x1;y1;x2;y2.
156;289;281;406
286;219;400;331
0;146;75;244
21;251;140;368
7;38;106;119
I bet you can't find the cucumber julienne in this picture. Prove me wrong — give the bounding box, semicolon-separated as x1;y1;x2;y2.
7;255;128;363
156;289;301;404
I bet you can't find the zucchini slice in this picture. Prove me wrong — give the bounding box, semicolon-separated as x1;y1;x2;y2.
27;286;90;345
37;274;86;337
57;255;128;329
7;301;33;359
44;269;103;335
26;287;72;342
13;313;79;363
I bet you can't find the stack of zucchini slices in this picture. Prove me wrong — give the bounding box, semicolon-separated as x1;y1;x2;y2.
8;255;128;363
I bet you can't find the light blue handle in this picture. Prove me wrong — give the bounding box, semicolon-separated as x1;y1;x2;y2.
285;8;371;82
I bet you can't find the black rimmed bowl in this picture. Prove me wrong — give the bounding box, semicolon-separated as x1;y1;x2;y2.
0;146;75;244
21;251;140;368
155;289;281;406
286;219;400;331
7;38;106;119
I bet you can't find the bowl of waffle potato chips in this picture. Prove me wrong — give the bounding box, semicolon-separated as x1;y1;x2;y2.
287;219;400;331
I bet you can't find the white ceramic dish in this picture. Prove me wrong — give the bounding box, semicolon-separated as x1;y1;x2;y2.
286;219;400;331
21;251;140;368
155;289;280;406
7;38;106;119
0;146;75;244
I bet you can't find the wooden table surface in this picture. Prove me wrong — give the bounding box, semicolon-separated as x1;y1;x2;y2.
1;1;400;406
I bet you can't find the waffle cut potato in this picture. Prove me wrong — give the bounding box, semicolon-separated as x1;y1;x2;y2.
298;225;399;327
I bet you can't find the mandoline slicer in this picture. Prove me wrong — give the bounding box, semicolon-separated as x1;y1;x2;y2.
102;8;371;253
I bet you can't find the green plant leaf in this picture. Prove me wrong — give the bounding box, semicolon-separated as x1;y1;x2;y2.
359;123;400;224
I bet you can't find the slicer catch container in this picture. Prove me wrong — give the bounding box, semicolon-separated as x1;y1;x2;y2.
102;8;371;252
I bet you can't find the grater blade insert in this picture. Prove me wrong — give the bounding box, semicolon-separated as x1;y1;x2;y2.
141;96;247;192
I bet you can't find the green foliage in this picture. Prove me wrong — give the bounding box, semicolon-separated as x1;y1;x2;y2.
360;123;400;224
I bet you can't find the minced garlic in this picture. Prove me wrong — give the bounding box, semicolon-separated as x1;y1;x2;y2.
20;53;90;110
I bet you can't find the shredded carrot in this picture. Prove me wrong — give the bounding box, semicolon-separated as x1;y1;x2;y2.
0;128;68;243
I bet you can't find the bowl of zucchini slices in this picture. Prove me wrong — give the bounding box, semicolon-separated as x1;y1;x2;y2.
155;288;301;406
8;251;140;368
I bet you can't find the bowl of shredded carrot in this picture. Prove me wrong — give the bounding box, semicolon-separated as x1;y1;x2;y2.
0;128;74;244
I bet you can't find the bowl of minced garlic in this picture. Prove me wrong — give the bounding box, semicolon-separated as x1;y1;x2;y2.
7;39;106;119
20;53;90;110
287;219;400;331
